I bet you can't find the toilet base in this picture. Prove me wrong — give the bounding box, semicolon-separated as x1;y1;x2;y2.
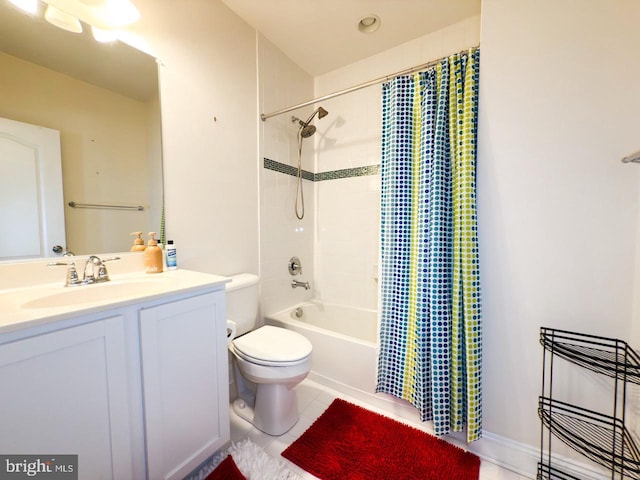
233;383;300;436
232;397;255;425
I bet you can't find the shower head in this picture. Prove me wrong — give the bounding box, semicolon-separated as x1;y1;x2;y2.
291;106;329;138
300;124;316;138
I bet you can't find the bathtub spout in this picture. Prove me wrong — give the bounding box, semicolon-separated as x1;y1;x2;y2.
292;279;310;290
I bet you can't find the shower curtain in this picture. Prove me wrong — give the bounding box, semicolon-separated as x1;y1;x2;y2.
376;48;482;443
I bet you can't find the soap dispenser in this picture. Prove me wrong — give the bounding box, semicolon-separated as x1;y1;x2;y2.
144;232;163;274
130;232;146;252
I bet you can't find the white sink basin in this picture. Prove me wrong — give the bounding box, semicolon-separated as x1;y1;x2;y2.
0;267;229;335
21;278;172;309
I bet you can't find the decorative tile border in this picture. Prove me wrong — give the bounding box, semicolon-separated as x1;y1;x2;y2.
263;158;379;182
264;158;313;181
315;165;379;181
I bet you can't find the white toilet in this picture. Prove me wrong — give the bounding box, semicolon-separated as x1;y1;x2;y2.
226;273;312;436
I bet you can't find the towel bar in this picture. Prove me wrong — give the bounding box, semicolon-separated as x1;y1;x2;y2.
68;201;144;211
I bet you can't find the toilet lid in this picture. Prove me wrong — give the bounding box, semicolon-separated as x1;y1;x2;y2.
233;326;312;364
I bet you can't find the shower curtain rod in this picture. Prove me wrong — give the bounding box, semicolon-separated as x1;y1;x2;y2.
260;45;479;121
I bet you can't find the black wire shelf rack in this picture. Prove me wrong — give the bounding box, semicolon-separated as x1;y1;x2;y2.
539;396;640;478
538;327;640;480
539;328;640;385
537;462;583;480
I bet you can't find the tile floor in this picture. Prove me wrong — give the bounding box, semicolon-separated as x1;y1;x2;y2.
229;378;531;480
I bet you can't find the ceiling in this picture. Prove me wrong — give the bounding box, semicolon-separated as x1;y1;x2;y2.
221;0;481;77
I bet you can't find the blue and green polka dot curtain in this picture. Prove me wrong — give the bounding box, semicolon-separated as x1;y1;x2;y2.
376;48;482;443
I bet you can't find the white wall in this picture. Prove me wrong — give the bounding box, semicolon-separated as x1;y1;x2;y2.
131;0;259;276
478;0;640;472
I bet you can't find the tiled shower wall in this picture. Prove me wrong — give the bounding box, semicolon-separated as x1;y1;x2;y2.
258;34;315;316
311;86;382;311
259;16;481;315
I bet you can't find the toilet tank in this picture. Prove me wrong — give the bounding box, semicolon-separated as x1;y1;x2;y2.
225;273;259;337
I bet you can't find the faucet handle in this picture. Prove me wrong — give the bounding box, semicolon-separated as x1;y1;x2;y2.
96;256;120;282
66;262;81;287
101;257;121;263
48;261;81;287
96;266;109;282
289;256;302;276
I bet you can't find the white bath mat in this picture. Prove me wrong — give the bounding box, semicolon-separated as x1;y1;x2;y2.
228;439;302;480
195;438;302;480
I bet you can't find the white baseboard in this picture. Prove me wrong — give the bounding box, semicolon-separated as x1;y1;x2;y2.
306;372;610;480
470;431;609;480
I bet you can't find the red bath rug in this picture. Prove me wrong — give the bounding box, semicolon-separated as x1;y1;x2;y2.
205;455;245;480
282;398;481;480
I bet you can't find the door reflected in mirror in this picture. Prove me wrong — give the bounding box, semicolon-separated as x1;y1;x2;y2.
0;0;163;260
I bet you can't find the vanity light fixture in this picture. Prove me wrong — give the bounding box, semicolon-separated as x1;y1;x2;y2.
44;4;82;32
91;25;119;42
8;0;39;14
358;14;381;34
40;0;140;29
7;0;141;42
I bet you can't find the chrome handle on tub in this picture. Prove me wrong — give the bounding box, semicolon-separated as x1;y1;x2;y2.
289;256;302;276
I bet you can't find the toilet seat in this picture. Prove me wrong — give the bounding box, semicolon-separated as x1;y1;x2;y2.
233;348;311;367
232;326;312;367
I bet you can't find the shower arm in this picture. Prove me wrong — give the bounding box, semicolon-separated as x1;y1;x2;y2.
293;108;325;128
302;109;320;127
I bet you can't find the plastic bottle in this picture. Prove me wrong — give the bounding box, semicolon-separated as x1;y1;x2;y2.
144;232;163;274
166;240;178;270
130;232;146;252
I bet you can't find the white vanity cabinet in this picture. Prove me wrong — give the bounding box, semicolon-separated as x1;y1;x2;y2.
0;314;133;479
0;273;229;480
139;291;229;480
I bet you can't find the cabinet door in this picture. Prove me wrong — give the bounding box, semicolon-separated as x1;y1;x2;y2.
139;292;229;480
0;316;133;479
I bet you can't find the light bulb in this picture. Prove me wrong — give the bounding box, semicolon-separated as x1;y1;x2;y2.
92;26;119;42
8;0;39;14
102;0;140;26
45;5;83;33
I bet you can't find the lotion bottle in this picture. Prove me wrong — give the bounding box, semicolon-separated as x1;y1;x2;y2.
166;240;178;270
144;232;163;274
130;232;146;252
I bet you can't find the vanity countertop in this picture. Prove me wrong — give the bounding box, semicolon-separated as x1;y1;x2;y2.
0;269;230;335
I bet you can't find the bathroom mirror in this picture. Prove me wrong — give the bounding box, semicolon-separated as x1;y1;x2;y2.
0;0;163;260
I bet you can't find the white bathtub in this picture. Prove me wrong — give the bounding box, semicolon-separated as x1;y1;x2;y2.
265;301;379;393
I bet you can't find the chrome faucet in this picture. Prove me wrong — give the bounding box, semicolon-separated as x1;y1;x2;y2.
49;255;120;287
82;255;120;284
291;279;310;290
83;256;104;284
